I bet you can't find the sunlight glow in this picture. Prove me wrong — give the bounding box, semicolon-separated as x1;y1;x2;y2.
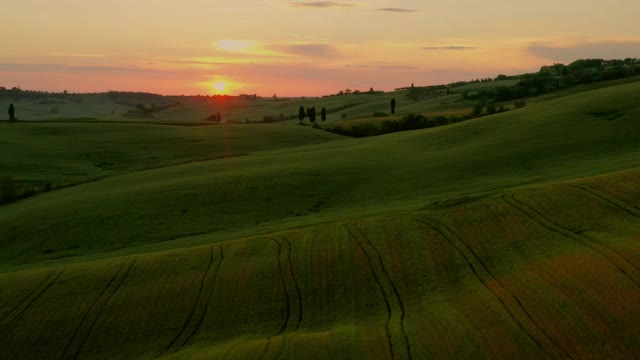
215;40;255;53
213;81;227;93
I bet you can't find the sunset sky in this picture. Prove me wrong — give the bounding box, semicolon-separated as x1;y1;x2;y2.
2;0;639;96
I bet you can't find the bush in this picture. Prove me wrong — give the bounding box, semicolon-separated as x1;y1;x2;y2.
514;99;526;109
401;113;428;129
349;123;379;137
324;112;471;138
434;116;449;125
0;176;16;204
472;104;484;117
380;120;401;134
373;112;388;117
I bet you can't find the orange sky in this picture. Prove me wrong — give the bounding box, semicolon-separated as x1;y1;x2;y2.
1;0;639;96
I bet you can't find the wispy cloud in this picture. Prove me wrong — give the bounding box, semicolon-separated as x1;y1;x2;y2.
0;63;163;74
376;8;420;13
527;41;640;62
48;53;106;58
289;1;355;8
344;63;417;70
270;44;339;57
423;46;477;51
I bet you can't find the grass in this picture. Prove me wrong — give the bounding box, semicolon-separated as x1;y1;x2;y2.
0;122;343;192
0;171;638;358
0;80;639;358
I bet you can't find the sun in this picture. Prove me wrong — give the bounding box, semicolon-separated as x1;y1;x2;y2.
213;81;227;93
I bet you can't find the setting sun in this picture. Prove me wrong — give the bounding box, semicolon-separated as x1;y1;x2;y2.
213;81;227;93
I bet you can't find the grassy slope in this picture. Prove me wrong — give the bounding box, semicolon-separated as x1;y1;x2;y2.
1;87;476;124
0;93;130;121
5;76;639;125
0;122;343;188
0;81;639;359
0;170;638;359
155;92;477;124
1;81;639;266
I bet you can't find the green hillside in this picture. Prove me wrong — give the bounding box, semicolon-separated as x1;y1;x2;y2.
0;80;639;358
0;123;343;200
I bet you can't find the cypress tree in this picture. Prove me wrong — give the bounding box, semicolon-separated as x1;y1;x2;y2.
8;104;15;122
298;106;306;124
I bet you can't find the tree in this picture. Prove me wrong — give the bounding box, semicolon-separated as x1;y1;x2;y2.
321;107;327;121
307;107;317;123
472;103;484;117
298;106;306;124
8;104;15;122
390;98;396;115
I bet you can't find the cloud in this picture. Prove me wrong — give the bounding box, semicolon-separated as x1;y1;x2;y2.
376;8;419;13
344;63;417;70
0;63;159;74
527;41;640;62
270;44;339;57
289;1;355;8
423;46;477;51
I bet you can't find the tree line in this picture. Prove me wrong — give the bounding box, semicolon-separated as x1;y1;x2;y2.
462;58;640;103
297;98;397;124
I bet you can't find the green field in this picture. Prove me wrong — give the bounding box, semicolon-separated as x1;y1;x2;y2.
0;80;639;358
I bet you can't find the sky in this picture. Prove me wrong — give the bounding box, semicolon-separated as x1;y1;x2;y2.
1;0;639;96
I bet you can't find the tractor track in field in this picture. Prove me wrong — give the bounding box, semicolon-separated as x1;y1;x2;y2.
258;336;285;360
415;216;572;360
273;237;303;333
0;272;52;318
503;193;640;287
256;237;303;360
256;338;273;360
70;259;136;360
345;223;413;360
157;245;224;358
0;270;55;323
572;185;640;218
273;239;291;336
0;270;64;333
61;261;128;360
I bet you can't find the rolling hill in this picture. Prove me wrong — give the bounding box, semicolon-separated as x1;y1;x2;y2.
0;80;639;358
